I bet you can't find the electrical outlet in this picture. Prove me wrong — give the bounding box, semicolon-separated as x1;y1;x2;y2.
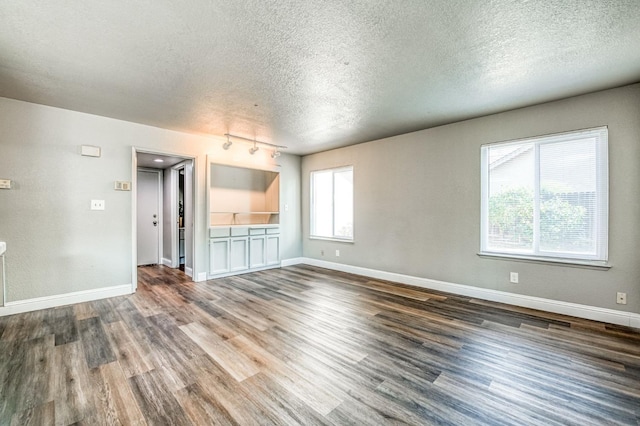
510;272;519;283
91;200;105;210
616;292;627;305
335;249;340;257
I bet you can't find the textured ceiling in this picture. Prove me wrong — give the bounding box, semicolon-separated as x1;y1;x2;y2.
1;1;640;154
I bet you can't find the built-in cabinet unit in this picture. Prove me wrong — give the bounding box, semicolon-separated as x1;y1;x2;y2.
208;161;281;278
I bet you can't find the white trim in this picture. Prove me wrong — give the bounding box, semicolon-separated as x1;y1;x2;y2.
0;285;133;317
309;236;355;243
185;266;193;277
296;258;640;328
281;257;305;267
170;161;190;270
161;257;173;267
196;272;207;282
131;148;138;291
477;252;611;270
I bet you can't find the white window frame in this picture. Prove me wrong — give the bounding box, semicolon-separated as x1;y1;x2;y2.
310;166;354;242
480;127;609;267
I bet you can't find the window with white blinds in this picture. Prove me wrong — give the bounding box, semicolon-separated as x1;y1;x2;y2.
310;166;354;241
480;127;608;264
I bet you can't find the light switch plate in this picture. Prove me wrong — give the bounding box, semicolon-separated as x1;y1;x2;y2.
0;179;11;189
114;181;131;191
91;200;105;210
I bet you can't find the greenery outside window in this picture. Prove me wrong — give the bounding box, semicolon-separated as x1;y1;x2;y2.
480;127;608;265
311;166;354;241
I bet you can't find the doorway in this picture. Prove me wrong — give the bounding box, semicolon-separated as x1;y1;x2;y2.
132;149;196;290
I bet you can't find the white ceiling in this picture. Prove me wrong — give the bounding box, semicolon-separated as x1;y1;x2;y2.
1;1;639;155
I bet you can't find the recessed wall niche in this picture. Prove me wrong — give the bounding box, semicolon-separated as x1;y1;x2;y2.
209;163;280;226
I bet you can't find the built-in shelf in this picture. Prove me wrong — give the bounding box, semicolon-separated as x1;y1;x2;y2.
209;163;280;226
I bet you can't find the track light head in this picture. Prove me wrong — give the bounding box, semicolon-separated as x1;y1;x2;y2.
249;143;259;155
271;149;281;158
223;135;232;150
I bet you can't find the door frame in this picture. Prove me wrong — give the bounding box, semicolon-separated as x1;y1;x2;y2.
169;162;186;269
131;147;197;292
136;167;163;267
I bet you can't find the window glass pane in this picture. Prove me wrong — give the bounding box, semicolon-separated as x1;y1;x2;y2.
539;138;597;254
311;171;333;238
487;143;535;252
333;170;353;238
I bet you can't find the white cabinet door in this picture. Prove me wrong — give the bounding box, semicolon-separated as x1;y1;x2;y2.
249;236;266;268
266;235;280;266
229;237;249;272
209;239;229;275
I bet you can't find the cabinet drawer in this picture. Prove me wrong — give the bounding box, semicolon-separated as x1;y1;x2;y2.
266;227;280;235
231;227;249;236
249;228;266;235
209;227;230;238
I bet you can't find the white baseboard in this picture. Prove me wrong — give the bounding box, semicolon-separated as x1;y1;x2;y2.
196;272;207;282
185;266;193;278
281;257;305;267
0;284;133;317
161;257;173;267
297;258;640;328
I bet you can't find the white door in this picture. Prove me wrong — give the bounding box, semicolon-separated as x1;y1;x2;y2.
137;169;161;266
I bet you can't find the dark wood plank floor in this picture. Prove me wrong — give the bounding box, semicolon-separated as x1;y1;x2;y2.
1;265;639;425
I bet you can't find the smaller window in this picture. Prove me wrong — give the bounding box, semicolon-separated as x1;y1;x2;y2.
310;166;353;241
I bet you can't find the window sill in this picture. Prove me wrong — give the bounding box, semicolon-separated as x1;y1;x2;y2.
477;252;611;270
309;236;354;244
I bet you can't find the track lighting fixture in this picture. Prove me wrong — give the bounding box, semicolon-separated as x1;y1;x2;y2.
223;133;287;157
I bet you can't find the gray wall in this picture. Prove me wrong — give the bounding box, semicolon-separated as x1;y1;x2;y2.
302;84;640;313
0;97;302;302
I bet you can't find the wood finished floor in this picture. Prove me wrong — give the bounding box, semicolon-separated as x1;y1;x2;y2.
1;265;639;425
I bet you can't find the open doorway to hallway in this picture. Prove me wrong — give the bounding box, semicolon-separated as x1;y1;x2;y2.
133;149;196;290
